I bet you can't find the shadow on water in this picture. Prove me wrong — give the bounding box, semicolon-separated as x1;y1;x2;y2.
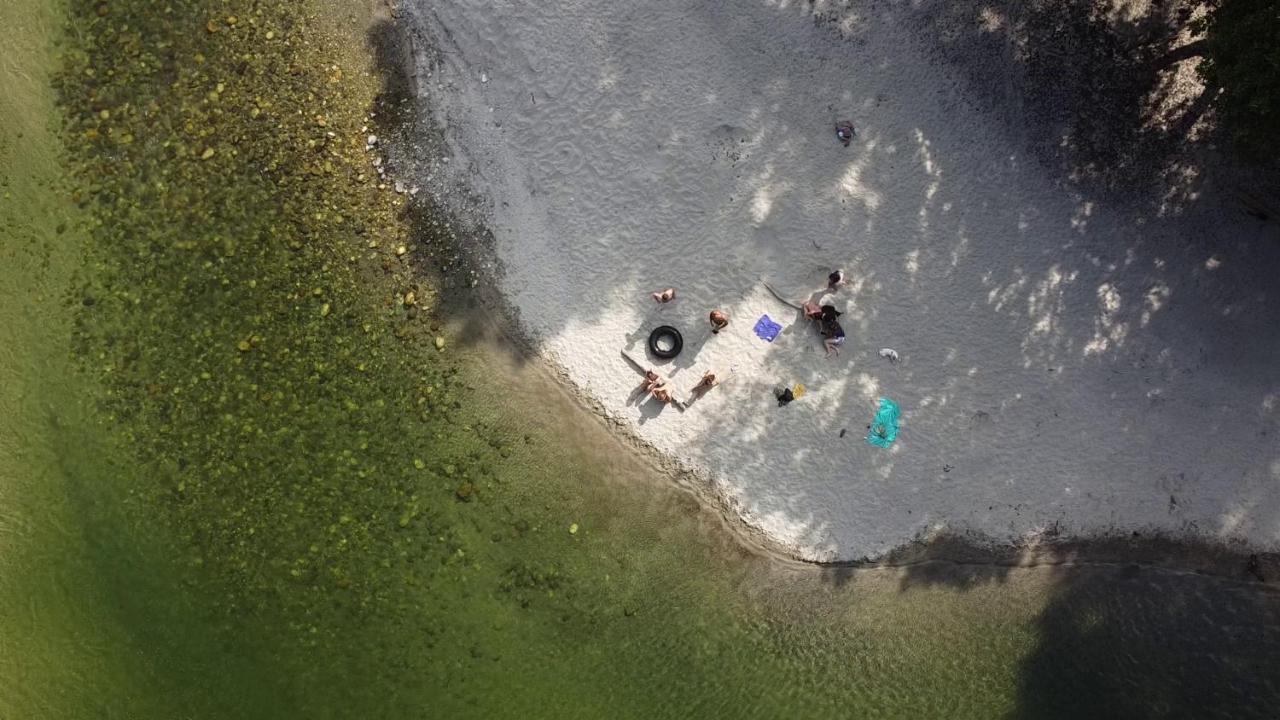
1011;565;1280;719
814;541;1280;719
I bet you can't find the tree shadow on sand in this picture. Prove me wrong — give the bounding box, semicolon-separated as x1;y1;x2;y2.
898;0;1240;208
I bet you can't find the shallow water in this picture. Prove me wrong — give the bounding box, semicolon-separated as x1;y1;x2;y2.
1;1;1278;719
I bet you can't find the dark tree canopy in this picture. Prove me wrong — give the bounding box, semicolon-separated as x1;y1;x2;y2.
1196;0;1280;154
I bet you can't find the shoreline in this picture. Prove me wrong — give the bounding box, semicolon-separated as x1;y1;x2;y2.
394;0;1280;570
456;288;1280;585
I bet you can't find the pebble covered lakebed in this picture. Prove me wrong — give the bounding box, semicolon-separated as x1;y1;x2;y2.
1;0;1278;718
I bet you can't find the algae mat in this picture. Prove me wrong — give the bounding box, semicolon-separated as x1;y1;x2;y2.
1;0;1278;718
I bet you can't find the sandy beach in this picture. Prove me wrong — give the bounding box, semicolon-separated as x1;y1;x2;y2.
400;0;1280;562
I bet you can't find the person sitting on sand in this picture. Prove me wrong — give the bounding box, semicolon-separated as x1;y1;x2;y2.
835;122;855;147
652;288;676;303
709;309;729;334
822;317;846;357
802;300;823;321
827;269;845;290
692;371;719;395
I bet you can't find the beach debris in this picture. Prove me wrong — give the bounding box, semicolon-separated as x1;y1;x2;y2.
454;481;475;502
836;121;855;146
1247;554;1266;582
878;347;900;363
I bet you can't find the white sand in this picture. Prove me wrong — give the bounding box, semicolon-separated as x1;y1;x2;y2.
403;0;1280;561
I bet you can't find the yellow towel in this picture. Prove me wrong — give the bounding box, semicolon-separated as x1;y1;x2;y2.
792;383;806;399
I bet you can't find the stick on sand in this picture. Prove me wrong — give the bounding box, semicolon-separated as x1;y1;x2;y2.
762;281;804;311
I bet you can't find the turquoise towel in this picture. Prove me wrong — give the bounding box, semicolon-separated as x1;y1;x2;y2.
866;397;901;448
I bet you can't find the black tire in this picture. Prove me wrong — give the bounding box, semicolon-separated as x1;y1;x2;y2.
647;325;683;359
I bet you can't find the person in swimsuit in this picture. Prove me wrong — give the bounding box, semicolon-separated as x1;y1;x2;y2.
823;321;846;357
643;369;661;391
827;269;845;290
692;371;719;395
652;288;676;303
709;309;729;333
650;381;675;404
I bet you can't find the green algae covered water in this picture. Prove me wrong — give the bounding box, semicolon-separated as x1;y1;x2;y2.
2;1;1278;718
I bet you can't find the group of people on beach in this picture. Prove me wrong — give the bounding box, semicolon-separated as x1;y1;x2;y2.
640;268;847;406
641;289;729;406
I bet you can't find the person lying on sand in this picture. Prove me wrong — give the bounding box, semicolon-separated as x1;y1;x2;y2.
641;369;676;404
650;381;676;404
652;288;676;303
835;122;855;147
709;309;729;333
642;369;663;392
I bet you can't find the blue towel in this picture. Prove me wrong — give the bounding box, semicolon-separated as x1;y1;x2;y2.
866;397;901;448
753;314;782;342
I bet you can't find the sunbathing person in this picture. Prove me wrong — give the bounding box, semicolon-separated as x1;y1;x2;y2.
650;380;676;404
643;369;662;391
652;287;676;303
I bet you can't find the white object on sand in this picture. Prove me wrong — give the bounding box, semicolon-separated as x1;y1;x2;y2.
878;348;900;364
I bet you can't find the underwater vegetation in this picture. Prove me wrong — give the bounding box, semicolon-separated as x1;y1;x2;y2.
55;0;524;649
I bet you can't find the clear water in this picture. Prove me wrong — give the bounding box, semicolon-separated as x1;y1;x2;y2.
1;1;1277;719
